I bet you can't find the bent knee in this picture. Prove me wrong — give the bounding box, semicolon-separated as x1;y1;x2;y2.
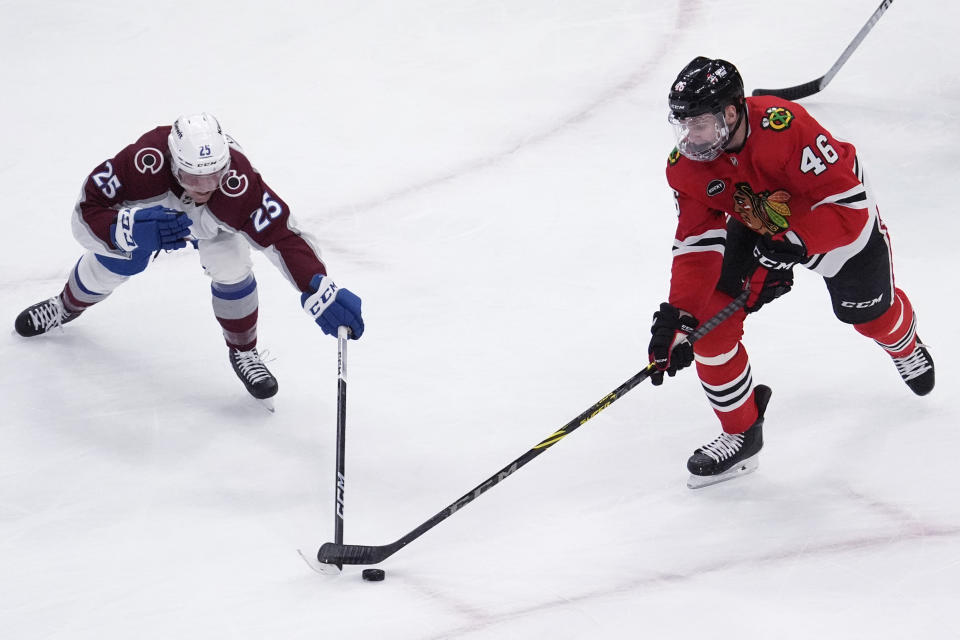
198;233;253;284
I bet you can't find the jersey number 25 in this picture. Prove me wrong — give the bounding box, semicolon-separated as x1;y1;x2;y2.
251;192;284;232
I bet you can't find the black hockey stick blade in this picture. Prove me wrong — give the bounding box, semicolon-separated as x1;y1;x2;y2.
316;291;749;567
319;541;396;566
752;0;893;100
751;77;825;101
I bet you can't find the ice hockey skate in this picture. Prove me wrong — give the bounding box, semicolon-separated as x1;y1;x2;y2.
686;385;771;490
229;348;279;412
892;339;934;396
14;296;80;337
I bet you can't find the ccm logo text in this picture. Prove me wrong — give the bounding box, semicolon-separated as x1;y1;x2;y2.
841;294;883;309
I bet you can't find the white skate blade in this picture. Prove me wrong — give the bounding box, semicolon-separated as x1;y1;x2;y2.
298;548;341;575
257;397;276;413
687;456;759;490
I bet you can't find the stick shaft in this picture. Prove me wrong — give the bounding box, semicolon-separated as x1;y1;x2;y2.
820;0;893;89
333;327;349;561
752;0;893;99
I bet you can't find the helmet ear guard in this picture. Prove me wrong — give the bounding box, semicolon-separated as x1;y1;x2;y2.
167;113;231;188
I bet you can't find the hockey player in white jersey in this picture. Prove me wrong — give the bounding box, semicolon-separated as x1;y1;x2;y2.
14;113;365;409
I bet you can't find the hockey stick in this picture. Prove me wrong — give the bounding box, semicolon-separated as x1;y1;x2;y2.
332;326;350;566
751;0;893;100
315;290;750;567
298;326;351;576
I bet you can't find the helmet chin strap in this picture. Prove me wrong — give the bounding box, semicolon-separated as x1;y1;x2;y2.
722;100;748;153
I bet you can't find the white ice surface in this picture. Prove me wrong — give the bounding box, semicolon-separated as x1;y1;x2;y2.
2;1;959;638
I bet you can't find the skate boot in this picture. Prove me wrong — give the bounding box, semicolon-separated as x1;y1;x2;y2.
229;348;279;410
892;339;934;396
687;385;772;489
15;296;80;337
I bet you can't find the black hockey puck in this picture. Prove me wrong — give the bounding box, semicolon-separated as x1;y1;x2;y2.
362;568;386;582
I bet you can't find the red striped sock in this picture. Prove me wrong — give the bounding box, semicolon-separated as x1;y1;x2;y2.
695;343;758;434
854;288;917;357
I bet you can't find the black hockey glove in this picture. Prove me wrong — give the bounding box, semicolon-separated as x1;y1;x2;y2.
743;235;806;313
648;303;699;386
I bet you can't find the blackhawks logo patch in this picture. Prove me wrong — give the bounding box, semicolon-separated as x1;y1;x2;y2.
733;182;792;234
761;106;794;131
668;147;681;166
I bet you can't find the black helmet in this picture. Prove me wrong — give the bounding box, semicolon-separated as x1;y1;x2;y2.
668;56;744;119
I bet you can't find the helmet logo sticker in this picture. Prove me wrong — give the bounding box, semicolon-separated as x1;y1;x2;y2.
707;67;728;85
733;182;792;234
220;170;249;198
761;107;794;131
707;179;725;196
199;144;212;158
134;147;164;175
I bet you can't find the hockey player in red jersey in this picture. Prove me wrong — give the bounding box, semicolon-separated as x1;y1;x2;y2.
647;57;934;488
14;113;364;408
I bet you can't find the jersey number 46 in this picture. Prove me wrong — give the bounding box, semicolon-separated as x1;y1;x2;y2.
800;134;839;176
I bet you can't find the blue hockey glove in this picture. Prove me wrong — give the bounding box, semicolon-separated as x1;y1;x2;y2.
301;274;364;339
111;205;193;253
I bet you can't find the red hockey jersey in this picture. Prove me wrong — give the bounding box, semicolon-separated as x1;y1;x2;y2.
665;96;875;319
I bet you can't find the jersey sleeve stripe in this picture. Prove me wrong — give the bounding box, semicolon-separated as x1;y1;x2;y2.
810;183;869;211
835;191;868;206
803;253;826;270
672;228;726;257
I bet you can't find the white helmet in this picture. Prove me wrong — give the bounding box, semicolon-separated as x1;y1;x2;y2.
167;113;231;189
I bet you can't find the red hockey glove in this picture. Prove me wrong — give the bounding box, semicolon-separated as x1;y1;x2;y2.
743;235;806;313
648;303;699;386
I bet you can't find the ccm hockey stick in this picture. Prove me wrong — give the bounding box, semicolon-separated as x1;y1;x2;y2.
751;0;893;100
314;291;750;568
332;326;350;565
298;326;351;576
